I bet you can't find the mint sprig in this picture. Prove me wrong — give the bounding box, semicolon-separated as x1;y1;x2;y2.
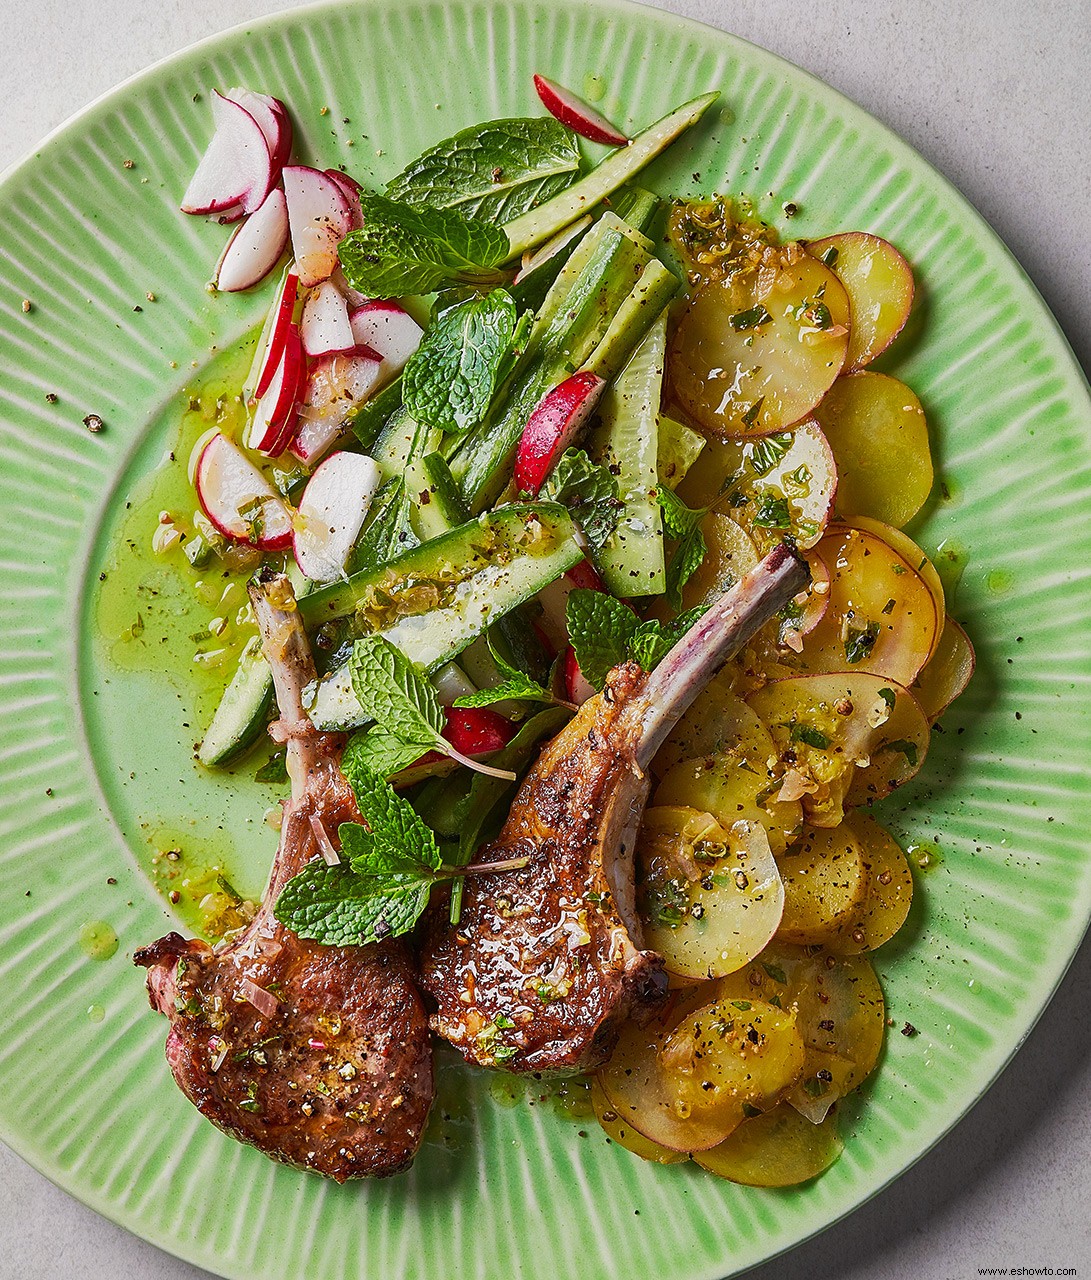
349;635;515;779
656;484;709;609
338;196;511;297
403;289;517;435
540;449;622;550
453;634;561;710
566;589;706;691
274;765;529;946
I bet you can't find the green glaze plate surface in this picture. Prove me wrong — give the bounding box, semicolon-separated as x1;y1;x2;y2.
1;1;1089;1276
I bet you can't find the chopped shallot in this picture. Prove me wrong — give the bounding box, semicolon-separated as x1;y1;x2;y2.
239;977;279;1018
310;814;341;865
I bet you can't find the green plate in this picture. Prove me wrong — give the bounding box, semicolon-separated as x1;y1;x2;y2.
1;1;1089;1276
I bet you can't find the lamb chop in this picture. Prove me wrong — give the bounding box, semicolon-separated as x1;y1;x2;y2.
421;544;808;1075
135;569;434;1180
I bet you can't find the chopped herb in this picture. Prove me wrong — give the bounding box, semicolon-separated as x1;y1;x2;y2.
729;304;772;332
820;245;839;267
747;433;792;476
883;739;920;767
752;493;791;530
877;687;897;710
844;620;880;665
789;722;830;750
741;396;765;428
761;960;788;984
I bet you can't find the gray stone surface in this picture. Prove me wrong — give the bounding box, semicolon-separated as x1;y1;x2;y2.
1;1;1088;1277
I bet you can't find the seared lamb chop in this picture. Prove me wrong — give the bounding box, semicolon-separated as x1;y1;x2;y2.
135;570;434;1180
421;544;807;1075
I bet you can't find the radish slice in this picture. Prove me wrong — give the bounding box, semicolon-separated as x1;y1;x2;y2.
330;266;370;310
566;558;609;592
283;166;353;288
291;349;383;465
444;708;517;756
533;75;629;147
244;269;300;403
563;646;596;704
216;203;246;224
348;301;423;374
181;91;272;216
300;280;355;357
325;169;364;230
213;188;289;292
195;432;294;549
432;662;477;707
223;87;293;177
245;326;304;456
293;451;382;581
513;370;606;495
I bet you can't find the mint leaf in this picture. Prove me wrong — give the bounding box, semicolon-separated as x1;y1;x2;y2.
386;118;581;223
453;633;554;708
338;196;511;297
403;290;517;435
275;862;428;946
656;485;708;609
628;619;674;670
255;751;287;784
541;449;622;550
349;634;445;749
566;589;639;690
343;727;429;779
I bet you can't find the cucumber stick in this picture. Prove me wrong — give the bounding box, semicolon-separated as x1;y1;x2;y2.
501;92;718;260
588;311;669;597
450;213;673;513
406;453;469;541
303;503;582;729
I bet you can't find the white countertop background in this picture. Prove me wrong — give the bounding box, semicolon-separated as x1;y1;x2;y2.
2;1;1089;1276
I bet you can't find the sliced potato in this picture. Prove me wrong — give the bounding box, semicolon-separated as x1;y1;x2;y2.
669;252;850;438
796;524;938;687
814;372;932;528
679;512;760;611
590;1079;686;1164
841;515;946;659
694;1102;843;1185
714;943;886;1123
598;992;804;1152
638;808;785;980
912;617;975;722
826;811;914;954
776;825;868;944
778;548;831;653
747;672;929;826
806;232;914;371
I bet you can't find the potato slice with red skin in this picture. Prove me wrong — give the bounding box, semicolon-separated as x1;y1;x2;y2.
694;1102;843;1185
839;515;945;661
597;993;805;1152
806;232;914;371
776;825;869;944
637;808;785;981
714;943;886;1124
747;672;930;827
814;372;933;528
669;253;850;438
778;548;831;652
590;1079;686;1164
679;512;760;611
912;617;976;722
826;811;914;954
796;524;938;687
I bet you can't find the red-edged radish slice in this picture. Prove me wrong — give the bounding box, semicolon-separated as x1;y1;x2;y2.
181;91;272;216
213;188;289;293
195;432;294;549
325;169;364;229
291;348;383;465
563;646;596;704
223;87;293;177
216;202;246;224
245;326;304;455
293;451;382;582
444;708;517;756
535;555;611;649
244;269;300;403
532;75;629;146
513;370;606;495
282;166;353;288
330;266;369;310
300;280;355;357
348;300;423;374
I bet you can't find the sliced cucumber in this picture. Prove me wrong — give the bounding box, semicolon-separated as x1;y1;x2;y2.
406;452;469;542
303;503;582;730
197;636;273;767
371;405;442;480
349;374;402;452
501;92;718;260
658;415;707;490
589;310;669;596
